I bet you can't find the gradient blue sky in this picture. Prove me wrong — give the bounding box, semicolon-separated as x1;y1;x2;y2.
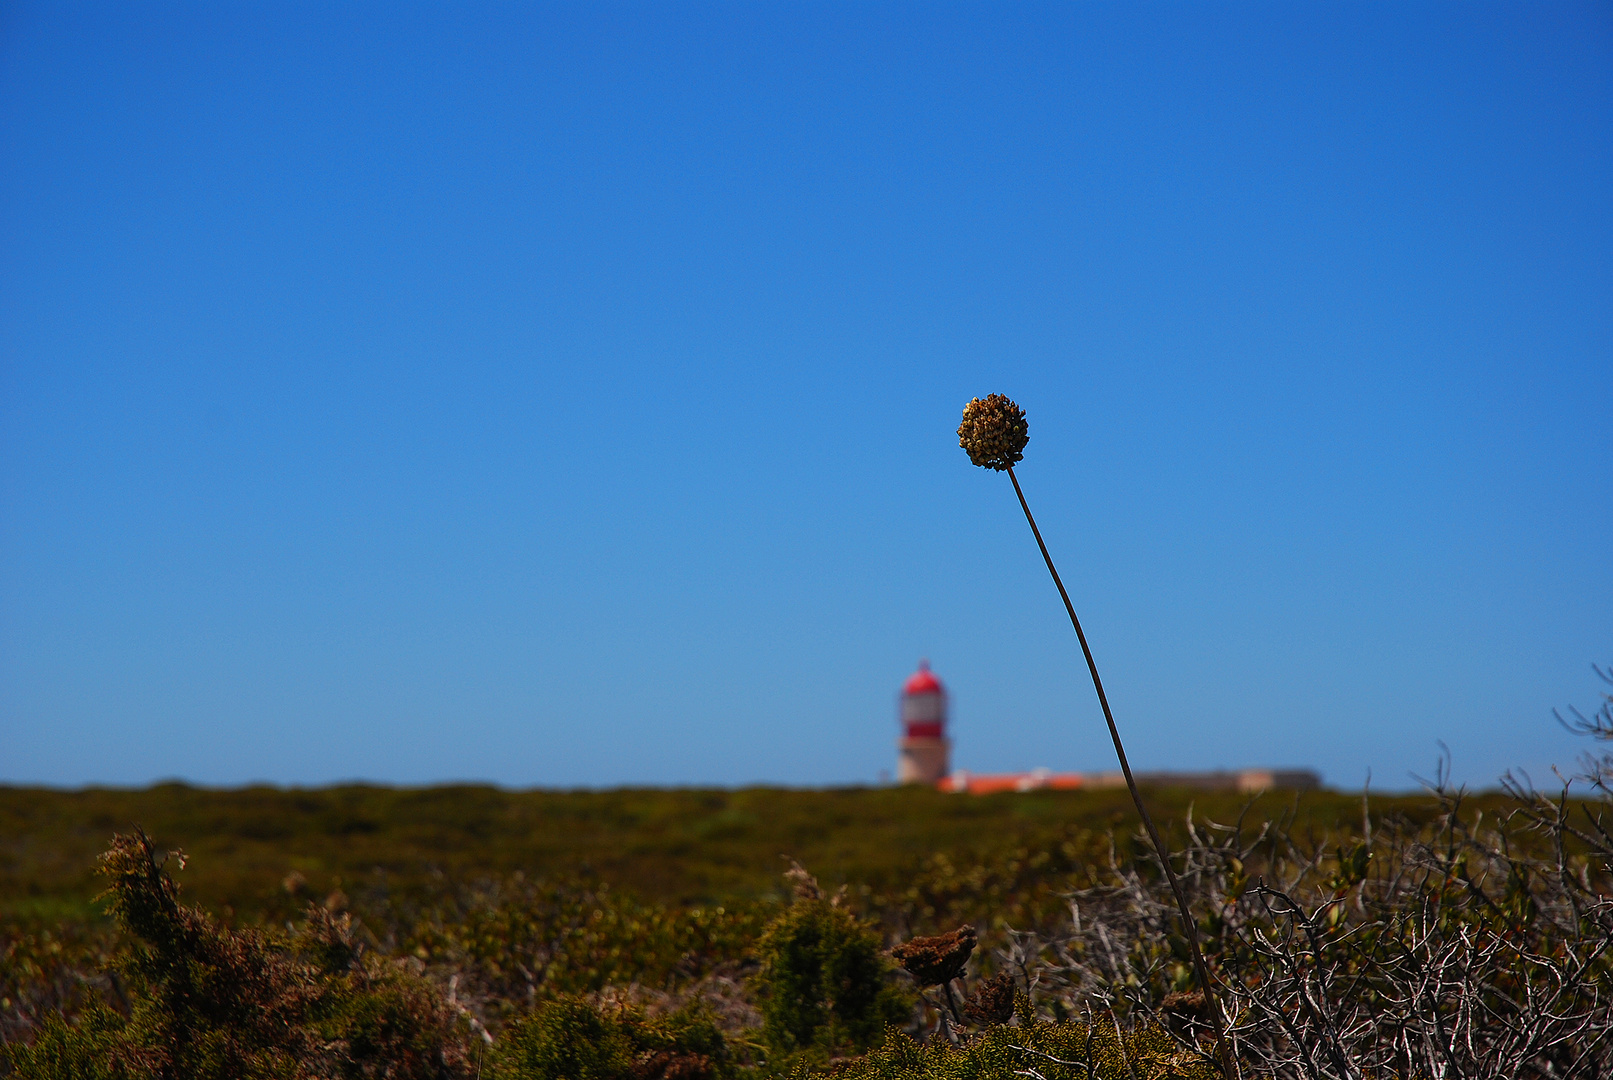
2;3;1609;791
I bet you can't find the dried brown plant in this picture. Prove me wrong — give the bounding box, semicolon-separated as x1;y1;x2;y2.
1004;762;1613;1079
959;392;1233;1077
891;925;977;988
957;394;1029;470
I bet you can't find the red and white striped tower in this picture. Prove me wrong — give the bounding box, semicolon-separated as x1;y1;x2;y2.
897;660;951;785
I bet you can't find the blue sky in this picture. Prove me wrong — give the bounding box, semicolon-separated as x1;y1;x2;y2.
2;3;1609;791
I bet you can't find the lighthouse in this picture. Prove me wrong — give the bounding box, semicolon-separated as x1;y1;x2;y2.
897;660;951;785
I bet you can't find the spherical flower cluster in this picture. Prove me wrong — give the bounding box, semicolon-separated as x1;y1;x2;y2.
957;394;1028;470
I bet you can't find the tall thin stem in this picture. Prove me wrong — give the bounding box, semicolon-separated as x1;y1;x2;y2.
1006;465;1233;1077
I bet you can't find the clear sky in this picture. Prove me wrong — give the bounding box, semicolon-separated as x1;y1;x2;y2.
2;3;1609;792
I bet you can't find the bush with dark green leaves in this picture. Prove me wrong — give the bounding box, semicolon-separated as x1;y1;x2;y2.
749;874;910;1060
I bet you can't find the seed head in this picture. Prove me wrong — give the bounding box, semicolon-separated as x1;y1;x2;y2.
958;394;1028;470
890;924;977;987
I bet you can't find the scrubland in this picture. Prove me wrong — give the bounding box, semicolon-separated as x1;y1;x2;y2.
4;718;1611;1078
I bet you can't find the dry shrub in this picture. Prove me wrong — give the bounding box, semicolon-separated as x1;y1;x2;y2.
3;829;477;1080
1004;770;1613;1078
832;1017;1218;1080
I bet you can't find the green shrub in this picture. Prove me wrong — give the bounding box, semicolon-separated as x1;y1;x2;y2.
750;877;909;1059
3;1007;136;1080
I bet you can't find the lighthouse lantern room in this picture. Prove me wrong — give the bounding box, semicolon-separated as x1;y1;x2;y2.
897;660;951;785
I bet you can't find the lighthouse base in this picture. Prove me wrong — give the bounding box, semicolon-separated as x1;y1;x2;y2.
897;736;951;786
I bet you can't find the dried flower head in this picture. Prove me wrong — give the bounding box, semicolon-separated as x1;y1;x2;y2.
958;394;1029;470
890;924;977;987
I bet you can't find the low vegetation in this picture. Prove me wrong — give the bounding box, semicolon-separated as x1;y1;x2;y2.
4;669;1611;1078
